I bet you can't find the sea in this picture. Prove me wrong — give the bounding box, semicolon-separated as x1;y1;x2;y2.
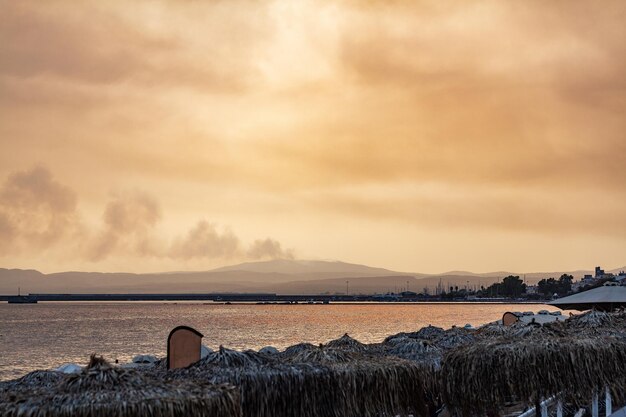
0;302;566;381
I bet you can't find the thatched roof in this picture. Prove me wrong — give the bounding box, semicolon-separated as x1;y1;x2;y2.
153;345;431;417
288;345;358;364
325;333;368;352
383;325;445;344
441;335;626;414
282;342;317;358
475;322;509;338
200;345;270;368
385;337;441;363
0;370;65;393
0;355;241;417
258;346;279;355
433;327;476;350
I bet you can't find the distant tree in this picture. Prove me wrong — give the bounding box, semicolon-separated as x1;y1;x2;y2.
538;274;573;297
485;276;526;298
538;278;558;296
558;274;573;294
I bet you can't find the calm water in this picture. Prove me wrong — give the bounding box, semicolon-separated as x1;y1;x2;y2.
0;302;562;381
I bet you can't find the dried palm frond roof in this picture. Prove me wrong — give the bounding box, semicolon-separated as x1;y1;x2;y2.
475;322;509;338
567;309;614;328
281;342;317;358
198;345;271;368
258;346;279;355
385;337;441;363
288;344;358;364
0;370;65;393
325;333;368;352
383;325;445;344
505;320;568;339
414;325;446;340
0;355;242;417
433;327;476;350
162;353;430;417
441;335;626;415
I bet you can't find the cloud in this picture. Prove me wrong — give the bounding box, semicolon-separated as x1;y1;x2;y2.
0;1;623;273
301;183;626;238
169;220;241;260
0;211;16;253
86;190;162;261
247;238;294;260
85;193;295;263
0;166;79;253
0;1;271;91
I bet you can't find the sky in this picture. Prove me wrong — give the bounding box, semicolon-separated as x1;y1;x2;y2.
0;0;624;274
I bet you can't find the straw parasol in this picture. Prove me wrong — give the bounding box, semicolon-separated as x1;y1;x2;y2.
155;343;431;417
0;370;65;393
433;327;476;350
288;344;358;364
0;355;242;417
441;334;626;415
383;325;445;344
281;342;317;358
325;333;368;353
258;346;279;355
202;345;271;367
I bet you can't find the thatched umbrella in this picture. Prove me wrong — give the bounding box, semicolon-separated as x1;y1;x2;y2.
288;344;358;364
0;355;241;417
433;327;476;351
325;333;368;353
281;342;317;358
258;346;279;355
155;343;430;417
475;321;510;338
202;345;271;367
0;370;65;393
385;337;441;363
441;334;626;415
413;325;446;340
383;325;446;344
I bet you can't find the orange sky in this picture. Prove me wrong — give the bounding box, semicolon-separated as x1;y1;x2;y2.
0;0;624;273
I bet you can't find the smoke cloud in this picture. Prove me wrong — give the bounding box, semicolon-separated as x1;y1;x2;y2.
86;190;162;261
0;167;293;265
247;238;294;260
0;166;79;254
169;220;240;260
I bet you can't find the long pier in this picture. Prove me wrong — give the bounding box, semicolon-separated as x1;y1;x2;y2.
0;293;521;303
1;293;383;303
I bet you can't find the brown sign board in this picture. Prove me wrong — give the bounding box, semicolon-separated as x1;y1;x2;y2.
167;325;204;370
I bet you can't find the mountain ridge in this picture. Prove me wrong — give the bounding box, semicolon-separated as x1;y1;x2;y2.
1;260;623;295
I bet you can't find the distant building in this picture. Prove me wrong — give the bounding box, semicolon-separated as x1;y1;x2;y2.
573;274;597;292
572;266;616;292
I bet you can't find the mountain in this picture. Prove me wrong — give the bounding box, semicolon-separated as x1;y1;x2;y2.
0;260;623;295
212;259;412;277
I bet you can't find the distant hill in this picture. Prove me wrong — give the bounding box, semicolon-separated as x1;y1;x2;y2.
212;259;412;277
0;260;623;295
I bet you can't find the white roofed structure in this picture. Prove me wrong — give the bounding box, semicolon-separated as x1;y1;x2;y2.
549;285;626;311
